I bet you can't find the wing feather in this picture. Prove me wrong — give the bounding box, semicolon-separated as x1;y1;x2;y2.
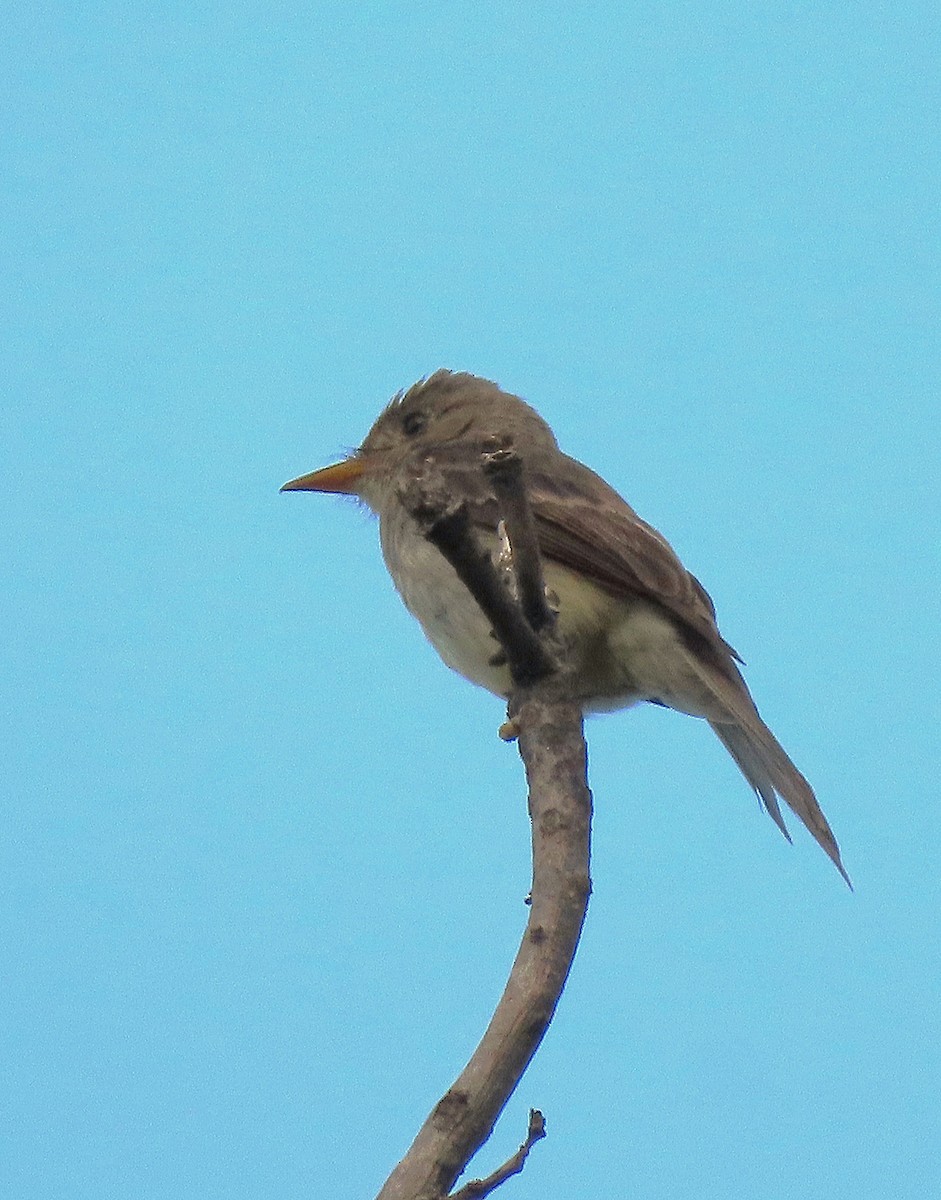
426;447;741;668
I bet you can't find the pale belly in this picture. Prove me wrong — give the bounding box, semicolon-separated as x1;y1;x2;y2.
379;515;712;717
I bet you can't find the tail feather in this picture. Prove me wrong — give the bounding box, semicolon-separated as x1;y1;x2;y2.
710;722;792;843
639;626;850;885
709;717;852;888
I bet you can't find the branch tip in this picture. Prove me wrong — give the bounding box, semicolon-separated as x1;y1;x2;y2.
450;1110;547;1200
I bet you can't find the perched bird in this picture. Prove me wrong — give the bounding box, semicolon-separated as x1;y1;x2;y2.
283;370;849;884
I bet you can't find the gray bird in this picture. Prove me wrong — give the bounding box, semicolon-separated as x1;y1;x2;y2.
283;370;849;884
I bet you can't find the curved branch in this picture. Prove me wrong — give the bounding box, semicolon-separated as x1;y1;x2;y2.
375;680;591;1200
376;457;593;1200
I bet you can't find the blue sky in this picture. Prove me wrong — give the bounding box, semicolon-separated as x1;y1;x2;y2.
3;4;939;1198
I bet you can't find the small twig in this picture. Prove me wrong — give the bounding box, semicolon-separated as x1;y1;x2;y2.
398;466;556;687
483;442;555;634
450;1110;547;1200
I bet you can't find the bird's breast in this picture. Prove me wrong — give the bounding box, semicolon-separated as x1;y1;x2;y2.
379;515;514;694
378;508;691;711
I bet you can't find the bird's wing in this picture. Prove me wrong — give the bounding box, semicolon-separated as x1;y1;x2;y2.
524;457;743;666
529;460;850;882
431;444;740;668
430;445;848;881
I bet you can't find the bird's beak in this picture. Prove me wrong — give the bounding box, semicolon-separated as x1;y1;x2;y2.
280;456;367;494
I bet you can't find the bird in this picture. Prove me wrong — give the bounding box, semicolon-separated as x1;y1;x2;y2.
282;370;849;884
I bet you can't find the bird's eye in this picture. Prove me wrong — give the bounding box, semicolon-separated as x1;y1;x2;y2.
402;410;427;437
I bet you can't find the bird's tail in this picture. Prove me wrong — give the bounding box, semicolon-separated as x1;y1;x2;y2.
709;717;852;888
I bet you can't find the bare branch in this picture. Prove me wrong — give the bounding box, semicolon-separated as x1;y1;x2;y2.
450;1110;547;1200
376;681;591;1200
377;453;593;1200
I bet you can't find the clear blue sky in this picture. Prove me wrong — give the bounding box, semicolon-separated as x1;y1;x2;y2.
3;5;939;1198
